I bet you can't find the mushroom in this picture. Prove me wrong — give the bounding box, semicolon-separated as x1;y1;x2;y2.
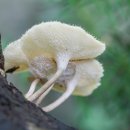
28;56;103;112
3;21;105;112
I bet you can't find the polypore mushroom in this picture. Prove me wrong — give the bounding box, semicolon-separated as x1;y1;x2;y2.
3;21;105;112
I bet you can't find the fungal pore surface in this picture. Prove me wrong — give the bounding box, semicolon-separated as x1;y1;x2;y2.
3;21;105;112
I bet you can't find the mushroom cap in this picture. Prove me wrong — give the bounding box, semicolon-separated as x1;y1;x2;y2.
53;59;104;96
21;21;105;61
4;21;105;74
3;40;28;72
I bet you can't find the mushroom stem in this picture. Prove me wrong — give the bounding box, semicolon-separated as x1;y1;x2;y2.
42;76;78;112
28;54;70;102
28;69;64;101
35;84;54;105
25;79;40;99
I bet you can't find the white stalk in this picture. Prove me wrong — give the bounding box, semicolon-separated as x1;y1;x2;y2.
28;69;64;101
42;75;78;112
25;79;40;99
28;54;70;102
35;84;54;105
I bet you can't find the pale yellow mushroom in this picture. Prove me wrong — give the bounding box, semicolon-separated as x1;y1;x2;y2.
21;21;105;101
29;59;103;112
3;21;105;112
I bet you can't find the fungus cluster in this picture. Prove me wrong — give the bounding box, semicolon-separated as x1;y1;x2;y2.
3;21;105;112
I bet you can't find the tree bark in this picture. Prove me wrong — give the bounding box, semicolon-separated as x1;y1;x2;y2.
0;35;76;130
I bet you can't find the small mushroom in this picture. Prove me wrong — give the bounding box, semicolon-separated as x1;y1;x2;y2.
3;21;105;112
28;56;103;112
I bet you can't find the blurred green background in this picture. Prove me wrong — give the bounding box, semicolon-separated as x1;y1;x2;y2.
1;0;130;130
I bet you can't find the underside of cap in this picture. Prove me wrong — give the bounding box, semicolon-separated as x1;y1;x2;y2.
52;59;104;96
53;82;100;96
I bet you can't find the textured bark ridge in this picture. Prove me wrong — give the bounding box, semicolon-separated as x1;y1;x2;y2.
0;36;76;130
